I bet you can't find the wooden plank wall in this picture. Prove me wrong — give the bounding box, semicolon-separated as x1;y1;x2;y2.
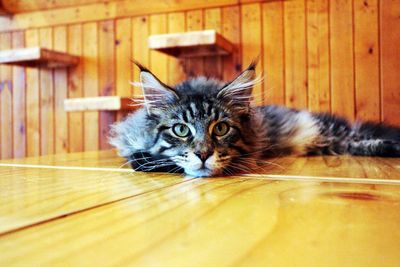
0;0;399;159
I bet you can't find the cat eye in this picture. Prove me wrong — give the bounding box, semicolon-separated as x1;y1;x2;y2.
213;122;230;136
172;123;190;137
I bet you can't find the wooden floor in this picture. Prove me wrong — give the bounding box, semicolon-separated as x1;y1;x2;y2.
1;151;400;266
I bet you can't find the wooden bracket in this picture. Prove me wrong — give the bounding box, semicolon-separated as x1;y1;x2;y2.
148;30;235;58
0;47;79;68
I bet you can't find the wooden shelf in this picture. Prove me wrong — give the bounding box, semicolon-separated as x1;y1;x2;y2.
148;30;235;58
64;96;137;112
0;47;79;68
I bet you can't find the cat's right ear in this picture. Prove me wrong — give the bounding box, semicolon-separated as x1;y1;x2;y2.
217;59;258;105
132;60;178;112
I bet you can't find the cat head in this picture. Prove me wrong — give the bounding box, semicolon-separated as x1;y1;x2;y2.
132;60;260;177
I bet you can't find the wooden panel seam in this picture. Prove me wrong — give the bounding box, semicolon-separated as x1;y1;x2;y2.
0;1;273;32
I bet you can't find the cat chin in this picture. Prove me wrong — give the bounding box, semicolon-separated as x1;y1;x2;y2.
184;167;221;178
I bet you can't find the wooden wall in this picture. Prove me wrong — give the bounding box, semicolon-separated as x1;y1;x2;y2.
0;0;399;159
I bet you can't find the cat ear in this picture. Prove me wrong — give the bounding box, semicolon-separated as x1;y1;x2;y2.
132;60;178;111
217;59;258;104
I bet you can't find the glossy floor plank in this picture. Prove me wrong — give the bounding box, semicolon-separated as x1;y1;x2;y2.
1;178;399;267
0;166;187;234
265;156;400;181
0;150;125;169
1;150;400;181
1;154;399;235
1;151;400;266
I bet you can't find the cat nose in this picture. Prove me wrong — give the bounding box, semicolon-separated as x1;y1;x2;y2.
194;151;213;163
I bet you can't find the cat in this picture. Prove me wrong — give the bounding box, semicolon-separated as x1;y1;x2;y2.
109;60;400;177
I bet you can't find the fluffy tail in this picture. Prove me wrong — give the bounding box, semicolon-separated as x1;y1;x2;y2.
347;121;400;157
309;112;400;157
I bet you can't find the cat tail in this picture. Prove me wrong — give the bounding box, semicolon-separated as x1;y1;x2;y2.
347;121;400;157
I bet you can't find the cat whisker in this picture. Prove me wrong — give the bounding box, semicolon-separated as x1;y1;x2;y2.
233;143;282;157
255;160;286;170
129;81;142;87
235;162;269;174
130;156;174;170
235;156;285;171
139;159;172;167
230;156;275;172
128;103;146;107
167;166;183;174
223;166;234;176
263;85;276;93
133;162;176;172
226;163;252;174
118;160;136;169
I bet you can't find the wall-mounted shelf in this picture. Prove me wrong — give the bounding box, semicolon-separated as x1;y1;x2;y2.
0;47;79;68
148;30;235;58
64;96;138;112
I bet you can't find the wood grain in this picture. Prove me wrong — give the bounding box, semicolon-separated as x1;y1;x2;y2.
236;183;400;267
132;16;149;96
53;26;69;154
262;1;285;106
241;3;263;104
306;0;330;113
0;165;399;266
330;0;355;121
98;20;116;150
380;0;400;125
0;150;400;266
204;8;222;79
115;18;132;121
0;32;13;159
0;166;188;234
25;29;40;157
82;22;99;151
185;10;204;77
0;150;124;169
0;0;241;32
67;24;84;153
167;12;186;85
149;13;169;86
221;6;240;81
284;0;307;109
39;28;55;156
11;31;26;158
1;0;124;13
354;0;380;121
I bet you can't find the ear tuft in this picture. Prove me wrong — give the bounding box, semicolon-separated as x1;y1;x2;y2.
131;59;151;72
132;61;178;112
217;59;260;105
246;56;259;71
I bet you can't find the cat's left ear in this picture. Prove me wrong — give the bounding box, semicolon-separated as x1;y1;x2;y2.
217;59;258;104
132;60;179;112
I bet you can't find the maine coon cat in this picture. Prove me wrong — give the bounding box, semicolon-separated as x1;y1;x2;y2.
109;61;400;177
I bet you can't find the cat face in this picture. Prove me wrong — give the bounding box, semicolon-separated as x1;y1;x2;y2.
148;95;249;177
135;61;259;177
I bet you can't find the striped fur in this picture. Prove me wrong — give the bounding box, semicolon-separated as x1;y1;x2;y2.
109;61;400;177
